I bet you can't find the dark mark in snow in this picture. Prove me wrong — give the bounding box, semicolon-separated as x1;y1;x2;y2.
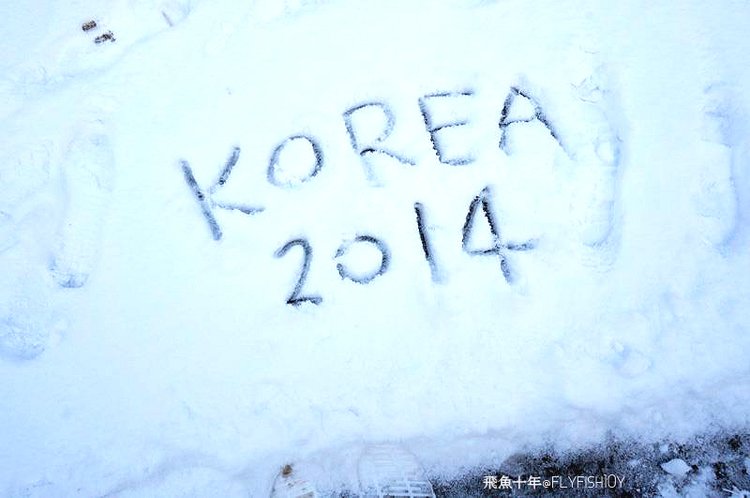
462;186;535;284
275;238;322;306
419;90;476;166
267;135;324;188
181;146;265;241
335;235;391;285
343;101;415;182
94;31;116;44
499;86;563;154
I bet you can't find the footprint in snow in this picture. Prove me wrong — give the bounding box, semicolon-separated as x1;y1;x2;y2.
696;83;746;252
49;118;115;289
500;44;624;269
0;105;115;360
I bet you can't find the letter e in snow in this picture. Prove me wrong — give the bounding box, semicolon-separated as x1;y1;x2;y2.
419;90;475;166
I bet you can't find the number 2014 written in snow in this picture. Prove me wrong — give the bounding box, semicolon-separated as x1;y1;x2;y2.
270;192;535;306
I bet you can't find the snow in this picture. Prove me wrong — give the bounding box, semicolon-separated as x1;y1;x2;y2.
660;458;692;478
1;0;749;496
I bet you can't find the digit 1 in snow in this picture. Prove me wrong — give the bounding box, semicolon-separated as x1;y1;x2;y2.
414;202;441;283
462;186;535;284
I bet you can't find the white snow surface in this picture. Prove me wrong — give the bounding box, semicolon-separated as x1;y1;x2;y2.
1;0;750;496
660;458;692;478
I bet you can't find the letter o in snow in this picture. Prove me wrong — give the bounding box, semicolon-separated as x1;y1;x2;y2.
335;235;390;284
267;135;323;188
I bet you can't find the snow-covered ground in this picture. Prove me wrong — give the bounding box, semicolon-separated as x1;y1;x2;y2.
1;0;749;496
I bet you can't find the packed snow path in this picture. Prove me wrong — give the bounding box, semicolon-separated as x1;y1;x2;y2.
1;0;749;496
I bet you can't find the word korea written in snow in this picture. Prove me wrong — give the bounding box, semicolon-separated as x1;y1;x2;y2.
180;86;563;306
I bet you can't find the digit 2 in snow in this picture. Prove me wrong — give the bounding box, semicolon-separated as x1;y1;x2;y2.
179;85;560;305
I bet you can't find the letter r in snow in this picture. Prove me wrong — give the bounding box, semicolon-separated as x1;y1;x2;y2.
343;102;415;182
180;146;265;241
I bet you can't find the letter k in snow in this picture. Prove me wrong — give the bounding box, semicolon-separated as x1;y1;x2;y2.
180;146;265;241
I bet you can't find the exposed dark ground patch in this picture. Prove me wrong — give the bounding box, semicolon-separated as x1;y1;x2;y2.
430;431;750;497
